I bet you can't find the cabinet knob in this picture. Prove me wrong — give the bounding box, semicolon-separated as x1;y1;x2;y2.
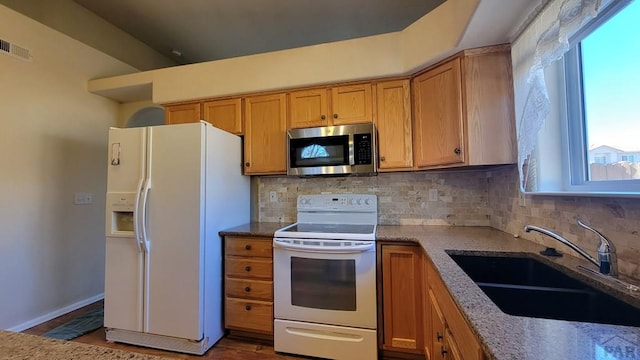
333;114;338;119
245;162;250;167
454;147;461;155
321;115;326;120
245;266;251;272
245;305;252;311
441;347;448;357
380;156;386;162
437;332;443;341
245;244;251;250
245;286;251;292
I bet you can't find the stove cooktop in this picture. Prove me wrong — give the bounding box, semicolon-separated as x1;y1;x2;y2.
274;222;377;241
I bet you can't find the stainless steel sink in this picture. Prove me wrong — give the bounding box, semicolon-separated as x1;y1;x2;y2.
447;252;640;327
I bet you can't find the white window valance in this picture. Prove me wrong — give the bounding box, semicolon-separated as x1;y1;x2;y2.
512;0;604;192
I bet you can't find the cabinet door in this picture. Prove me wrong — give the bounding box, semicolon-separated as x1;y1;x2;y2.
422;253;432;359
444;328;463;360
429;289;446;359
202;98;243;135
289;88;329;129
244;93;287;175
376;80;413;171
381;245;424;353
164;102;201;124
331;84;373;125
412;58;464;168
463;49;516;165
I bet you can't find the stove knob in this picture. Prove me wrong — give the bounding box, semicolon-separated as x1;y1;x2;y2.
365;198;371;205
356;198;362;205
349;198;356;205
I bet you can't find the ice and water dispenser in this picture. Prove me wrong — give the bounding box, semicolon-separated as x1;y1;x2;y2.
106;192;137;236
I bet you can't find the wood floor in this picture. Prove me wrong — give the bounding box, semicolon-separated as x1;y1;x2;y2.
22;301;308;359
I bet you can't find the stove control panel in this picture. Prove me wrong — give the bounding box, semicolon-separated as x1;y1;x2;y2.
297;194;377;212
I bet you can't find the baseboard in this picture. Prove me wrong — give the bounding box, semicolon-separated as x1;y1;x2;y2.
6;293;104;332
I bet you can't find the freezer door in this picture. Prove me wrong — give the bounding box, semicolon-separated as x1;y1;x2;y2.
104;237;144;331
104;127;146;332
144;123;206;340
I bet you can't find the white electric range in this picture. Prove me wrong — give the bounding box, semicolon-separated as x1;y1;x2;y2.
273;193;378;360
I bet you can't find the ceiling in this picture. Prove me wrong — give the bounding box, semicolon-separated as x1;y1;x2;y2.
72;0;445;65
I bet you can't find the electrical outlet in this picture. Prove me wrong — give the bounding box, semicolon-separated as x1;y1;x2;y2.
269;191;277;203
74;192;93;205
428;189;438;202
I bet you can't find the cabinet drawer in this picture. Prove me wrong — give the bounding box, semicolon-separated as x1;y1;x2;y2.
225;257;273;279
225;298;273;334
225;237;273;258
226;278;273;301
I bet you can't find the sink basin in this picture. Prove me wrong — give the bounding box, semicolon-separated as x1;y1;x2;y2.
448;253;640;327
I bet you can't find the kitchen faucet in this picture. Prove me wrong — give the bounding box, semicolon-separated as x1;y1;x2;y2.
523;220;618;277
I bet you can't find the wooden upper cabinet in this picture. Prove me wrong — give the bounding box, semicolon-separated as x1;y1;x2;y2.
164;102;201;125
462;46;516;166
244;93;287;175
289;88;329;129
411;44;516;170
375;79;413;171
412;58;465;168
289;84;373;129
202;98;243;135
331;83;373;125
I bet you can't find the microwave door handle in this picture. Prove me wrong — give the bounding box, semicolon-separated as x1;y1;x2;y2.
348;134;355;166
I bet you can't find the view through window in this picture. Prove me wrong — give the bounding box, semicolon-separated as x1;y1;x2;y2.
581;0;640;181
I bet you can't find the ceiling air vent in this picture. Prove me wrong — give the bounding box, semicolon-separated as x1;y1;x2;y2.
0;38;32;62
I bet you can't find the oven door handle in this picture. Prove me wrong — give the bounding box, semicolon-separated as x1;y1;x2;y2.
273;238;374;254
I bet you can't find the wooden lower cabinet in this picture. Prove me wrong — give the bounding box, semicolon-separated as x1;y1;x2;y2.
380;244;424;354
224;236;273;338
423;253;485;360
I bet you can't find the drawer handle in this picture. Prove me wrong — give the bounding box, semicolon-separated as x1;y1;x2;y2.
245;286;251;292
454;147;461;155
333;113;338;119
437;332;443;341
245;266;251;272
245;305;252;311
245;244;251;250
441;346;448;357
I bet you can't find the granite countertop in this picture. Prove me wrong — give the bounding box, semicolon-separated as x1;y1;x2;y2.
376;225;640;360
0;330;169;360
219;222;285;238
223;222;640;360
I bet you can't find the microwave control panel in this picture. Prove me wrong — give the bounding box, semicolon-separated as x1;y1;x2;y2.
354;133;373;165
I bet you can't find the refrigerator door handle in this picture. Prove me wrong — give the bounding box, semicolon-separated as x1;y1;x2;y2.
133;178;144;253
140;178;151;252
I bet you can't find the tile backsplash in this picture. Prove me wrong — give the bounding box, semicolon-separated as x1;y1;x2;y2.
488;165;640;279
256;165;640;278
257;169;491;226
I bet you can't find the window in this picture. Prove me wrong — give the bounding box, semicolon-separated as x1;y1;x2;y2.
593;155;606;164
563;0;640;192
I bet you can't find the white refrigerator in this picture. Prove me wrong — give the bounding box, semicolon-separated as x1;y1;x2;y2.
104;122;249;354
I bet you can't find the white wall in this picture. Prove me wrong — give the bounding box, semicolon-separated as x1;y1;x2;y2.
0;5;138;330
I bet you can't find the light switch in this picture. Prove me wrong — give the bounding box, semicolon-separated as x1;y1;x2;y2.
74;192;93;205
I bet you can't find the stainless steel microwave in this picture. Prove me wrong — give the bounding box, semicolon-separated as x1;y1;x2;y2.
287;123;377;176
